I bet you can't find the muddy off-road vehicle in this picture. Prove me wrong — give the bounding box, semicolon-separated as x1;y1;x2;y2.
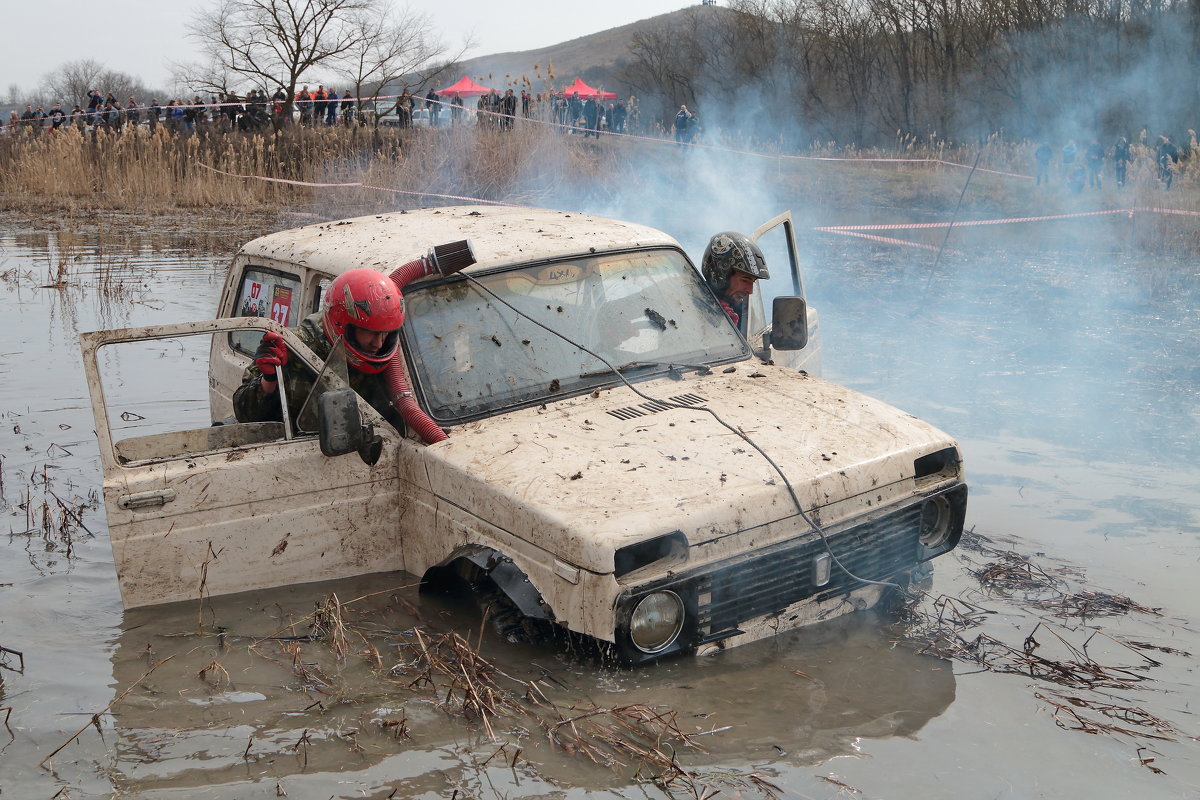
81;206;966;663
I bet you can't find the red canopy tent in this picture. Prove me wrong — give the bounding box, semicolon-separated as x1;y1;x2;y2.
557;78;617;100
435;76;494;97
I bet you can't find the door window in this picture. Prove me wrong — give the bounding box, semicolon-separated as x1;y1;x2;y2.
96;328;316;465
229;267;302;355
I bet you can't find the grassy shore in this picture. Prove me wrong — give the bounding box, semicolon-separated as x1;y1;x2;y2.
1;124;1195;252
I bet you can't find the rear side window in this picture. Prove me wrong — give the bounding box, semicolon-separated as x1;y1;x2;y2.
230;267;302;355
313;277;332;314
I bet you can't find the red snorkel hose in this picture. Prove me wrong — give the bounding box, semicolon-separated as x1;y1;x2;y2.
384;240;476;444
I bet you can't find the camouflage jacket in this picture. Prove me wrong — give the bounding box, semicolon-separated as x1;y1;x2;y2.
232;313;403;431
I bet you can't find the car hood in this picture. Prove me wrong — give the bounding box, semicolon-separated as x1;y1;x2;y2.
422;363;959;574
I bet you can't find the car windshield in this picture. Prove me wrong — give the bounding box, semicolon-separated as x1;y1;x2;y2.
403;248;748;422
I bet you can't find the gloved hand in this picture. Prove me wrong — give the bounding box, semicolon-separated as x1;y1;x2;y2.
254;331;288;381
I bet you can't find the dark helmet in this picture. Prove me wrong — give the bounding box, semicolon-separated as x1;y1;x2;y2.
701;231;769;293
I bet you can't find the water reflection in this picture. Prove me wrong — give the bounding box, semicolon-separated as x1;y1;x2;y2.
106;574;954;797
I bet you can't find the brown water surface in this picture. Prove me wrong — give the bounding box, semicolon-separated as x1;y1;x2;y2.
2;213;1198;799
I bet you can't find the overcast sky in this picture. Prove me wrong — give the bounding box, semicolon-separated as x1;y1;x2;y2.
2;0;692;96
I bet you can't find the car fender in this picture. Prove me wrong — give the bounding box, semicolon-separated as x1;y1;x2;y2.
435;545;555;621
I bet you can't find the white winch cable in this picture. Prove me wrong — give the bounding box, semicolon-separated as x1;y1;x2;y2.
461;274;905;591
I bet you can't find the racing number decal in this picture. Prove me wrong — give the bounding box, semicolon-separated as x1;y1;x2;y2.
270;286;293;325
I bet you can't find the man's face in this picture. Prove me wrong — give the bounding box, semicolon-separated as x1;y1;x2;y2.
725;272;757;306
351;326;390;356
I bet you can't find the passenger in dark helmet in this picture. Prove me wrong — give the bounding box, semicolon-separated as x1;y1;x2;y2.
701;231;769;328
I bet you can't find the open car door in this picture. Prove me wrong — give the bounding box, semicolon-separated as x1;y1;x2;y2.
80;317;416;608
745;211;823;375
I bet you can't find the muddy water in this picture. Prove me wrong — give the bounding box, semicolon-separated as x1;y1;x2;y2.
2;214;1199;799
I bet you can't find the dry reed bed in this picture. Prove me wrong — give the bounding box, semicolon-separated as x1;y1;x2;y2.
2;125;1200;253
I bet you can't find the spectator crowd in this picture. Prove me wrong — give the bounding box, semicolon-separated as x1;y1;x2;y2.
1033;134;1183;191
2;85;380;135
2;83;642;140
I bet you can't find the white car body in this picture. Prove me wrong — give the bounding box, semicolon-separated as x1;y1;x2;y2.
81;206;965;663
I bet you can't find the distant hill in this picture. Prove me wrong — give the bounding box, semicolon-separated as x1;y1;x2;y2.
442;5;730;99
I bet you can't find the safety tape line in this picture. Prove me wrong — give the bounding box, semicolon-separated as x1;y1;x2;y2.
200;162;1197;254
817;229;963;254
816;205;1200;232
195;163;520;206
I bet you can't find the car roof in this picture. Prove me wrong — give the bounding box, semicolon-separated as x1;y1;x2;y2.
237;205;683;277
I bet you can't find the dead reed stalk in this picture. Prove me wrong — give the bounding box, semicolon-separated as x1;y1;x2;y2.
38;655;176;769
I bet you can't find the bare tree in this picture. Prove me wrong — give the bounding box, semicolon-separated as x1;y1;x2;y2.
40;60;149;106
186;0;377;123
331;3;465;122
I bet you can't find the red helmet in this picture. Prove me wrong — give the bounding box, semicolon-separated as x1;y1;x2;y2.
321;268;405;374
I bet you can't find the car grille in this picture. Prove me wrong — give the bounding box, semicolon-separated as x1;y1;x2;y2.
693;503;923;643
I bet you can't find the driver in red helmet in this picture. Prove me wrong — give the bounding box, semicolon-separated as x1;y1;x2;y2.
233;268;406;429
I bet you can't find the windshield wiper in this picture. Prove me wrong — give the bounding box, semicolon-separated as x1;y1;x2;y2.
580;361;712;379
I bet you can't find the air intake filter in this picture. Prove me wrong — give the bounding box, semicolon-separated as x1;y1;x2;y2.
429;239;477;276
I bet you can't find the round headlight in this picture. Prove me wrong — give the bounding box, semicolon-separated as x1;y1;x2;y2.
919;495;953;549
629;591;685;654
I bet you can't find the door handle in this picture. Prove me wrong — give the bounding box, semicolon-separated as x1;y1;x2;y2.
118;489;177;509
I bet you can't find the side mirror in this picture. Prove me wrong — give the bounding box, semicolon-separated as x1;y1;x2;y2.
318;388;367;457
770;296;809;350
318;389;384;465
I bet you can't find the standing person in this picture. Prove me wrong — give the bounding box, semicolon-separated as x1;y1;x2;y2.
170;99;186;133
398;91;412;127
1085;139;1104;189
1113;137;1131;187
325;89;339;125
19;104;37;133
426;89;440;127
451;93;464;125
700;232;769;328
1156;135;1179;189
47;102;67;131
224;92;241;129
674;105;694;144
70;104;86;130
147;98;161;131
272;86;288;125
1034;141;1052;186
1060;139;1077;181
614;99;627;133
583;96;599;138
500;89;517;130
313;85;328;125
182;98;199;134
86;89;103;123
340;91;355;125
296;85;313;125
521;89;530;117
125;97;140;129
